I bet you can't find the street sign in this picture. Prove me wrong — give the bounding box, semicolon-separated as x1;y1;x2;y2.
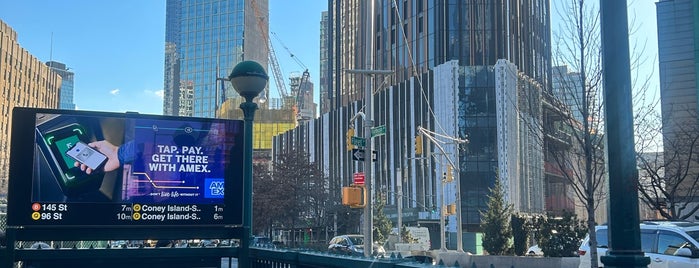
353;172;365;185
351;136;366;147
352;148;378;162
371;125;386;138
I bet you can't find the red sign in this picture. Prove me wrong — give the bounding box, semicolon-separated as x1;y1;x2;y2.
353;172;365;185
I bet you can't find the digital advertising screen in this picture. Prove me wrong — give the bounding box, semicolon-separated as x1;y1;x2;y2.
7;107;244;227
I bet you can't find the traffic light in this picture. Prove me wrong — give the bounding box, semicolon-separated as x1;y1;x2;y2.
342;185;365;208
445;165;454;182
447;204;456;215
346;128;354;151
415;135;423;155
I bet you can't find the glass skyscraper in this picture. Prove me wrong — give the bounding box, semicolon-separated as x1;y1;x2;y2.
163;0;268;118
47;61;75;110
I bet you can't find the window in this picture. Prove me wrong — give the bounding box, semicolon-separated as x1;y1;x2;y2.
640;229;656;253
658;231;695;256
596;229;608;248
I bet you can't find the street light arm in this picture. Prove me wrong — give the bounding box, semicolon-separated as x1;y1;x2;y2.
385;190;435;211
418;126;468;144
349;112;366;128
417;126;459;169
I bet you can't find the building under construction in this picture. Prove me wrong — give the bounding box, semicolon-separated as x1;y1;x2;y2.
217;98;297;157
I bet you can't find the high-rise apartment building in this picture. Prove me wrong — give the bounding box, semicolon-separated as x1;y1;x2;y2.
657;0;699;214
325;1;551;111
277;0;551;249
658;0;698;130
376;1;551;86
46;61;75;110
163;0;268;118
0;20;61;197
319;11;330;115
331;0;550;214
552;66;584;122
324;0;361;111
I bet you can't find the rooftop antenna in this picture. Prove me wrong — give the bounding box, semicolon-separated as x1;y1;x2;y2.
49;32;53;64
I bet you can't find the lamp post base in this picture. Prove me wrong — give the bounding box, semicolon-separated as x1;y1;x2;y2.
601;254;650;268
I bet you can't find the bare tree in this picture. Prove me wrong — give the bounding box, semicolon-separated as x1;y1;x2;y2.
252;150;328;244
547;1;606;267
547;1;656;267
636;108;699;220
252;161;286;235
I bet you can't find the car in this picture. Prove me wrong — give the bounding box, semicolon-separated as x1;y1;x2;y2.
29;242;52;249
527;244;543;256
200;239;218;247
579;221;699;268
328;234;386;257
219;239;232;247
251;236;274;248
109;240;128;248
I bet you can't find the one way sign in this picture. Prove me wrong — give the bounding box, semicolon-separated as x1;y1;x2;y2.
352;148;377;162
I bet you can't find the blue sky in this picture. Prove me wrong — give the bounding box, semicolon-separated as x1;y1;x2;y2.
0;0;327;115
1;1;657;115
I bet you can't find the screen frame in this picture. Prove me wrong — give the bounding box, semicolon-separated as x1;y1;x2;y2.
7;107;244;240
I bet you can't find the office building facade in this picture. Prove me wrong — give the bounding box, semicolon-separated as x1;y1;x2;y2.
47;61;75;110
0;20;61;196
163;0;268;118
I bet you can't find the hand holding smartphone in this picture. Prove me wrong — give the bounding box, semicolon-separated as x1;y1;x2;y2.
66;141;109;171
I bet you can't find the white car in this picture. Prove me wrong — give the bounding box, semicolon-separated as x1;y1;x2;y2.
579;221;699;268
527;244;543;256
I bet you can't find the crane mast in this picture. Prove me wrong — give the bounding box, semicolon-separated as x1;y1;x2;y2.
250;0;311;123
267;41;290;108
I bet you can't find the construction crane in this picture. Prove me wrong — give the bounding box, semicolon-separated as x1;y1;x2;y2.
272;32;312;122
267;38;292;108
250;0;311;122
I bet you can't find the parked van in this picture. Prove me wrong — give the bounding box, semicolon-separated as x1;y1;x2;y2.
578;221;699;268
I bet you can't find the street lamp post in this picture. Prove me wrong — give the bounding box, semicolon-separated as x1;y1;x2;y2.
229;60;268;268
599;1;649;267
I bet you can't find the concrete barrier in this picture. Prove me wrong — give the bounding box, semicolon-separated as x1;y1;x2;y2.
434;251;580;268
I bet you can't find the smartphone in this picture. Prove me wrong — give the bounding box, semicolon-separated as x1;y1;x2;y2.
65;141;108;171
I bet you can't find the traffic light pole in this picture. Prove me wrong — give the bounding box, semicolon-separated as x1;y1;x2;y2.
347;2;393;258
417;126;467;252
363;1;375;257
439;154;446;251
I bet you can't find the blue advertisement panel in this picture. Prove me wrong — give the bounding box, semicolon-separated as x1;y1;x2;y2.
7;108;244;227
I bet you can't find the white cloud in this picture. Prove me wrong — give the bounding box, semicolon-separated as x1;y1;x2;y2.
110;89;120;95
144;89;164;100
